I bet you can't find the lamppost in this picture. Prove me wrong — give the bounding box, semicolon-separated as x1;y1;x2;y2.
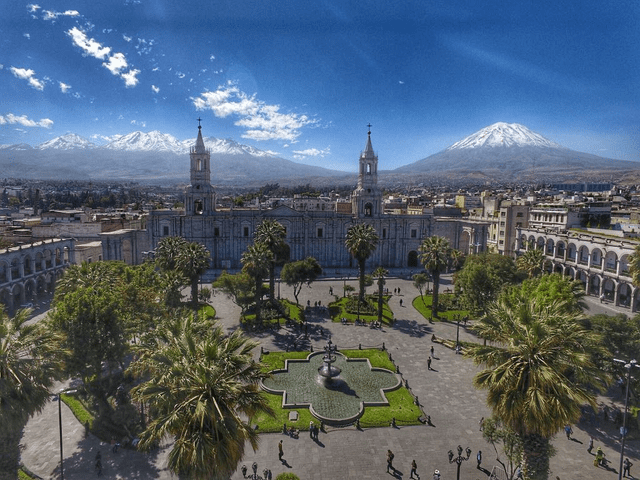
613;358;639;480
448;445;472;480
241;461;271;479
57;388;77;480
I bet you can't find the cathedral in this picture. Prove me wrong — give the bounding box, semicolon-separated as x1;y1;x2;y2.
147;123;488;278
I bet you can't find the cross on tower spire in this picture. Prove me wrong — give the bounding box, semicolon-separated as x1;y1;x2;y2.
197;117;202;129
367;123;372;134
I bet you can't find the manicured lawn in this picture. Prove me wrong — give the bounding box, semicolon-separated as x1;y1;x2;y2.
412;293;470;322
328;296;394;325
242;299;303;325
254;348;421;432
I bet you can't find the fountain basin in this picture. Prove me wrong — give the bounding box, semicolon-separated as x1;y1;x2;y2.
261;351;401;425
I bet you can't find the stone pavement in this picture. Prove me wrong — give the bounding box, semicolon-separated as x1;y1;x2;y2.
21;272;639;479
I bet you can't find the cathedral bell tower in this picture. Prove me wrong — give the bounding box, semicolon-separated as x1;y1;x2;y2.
185;119;215;215
352;125;382;217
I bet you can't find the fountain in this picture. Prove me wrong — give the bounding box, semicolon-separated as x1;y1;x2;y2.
262;338;401;425
317;338;341;381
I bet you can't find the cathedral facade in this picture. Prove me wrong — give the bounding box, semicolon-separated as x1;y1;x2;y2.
147;124;489;277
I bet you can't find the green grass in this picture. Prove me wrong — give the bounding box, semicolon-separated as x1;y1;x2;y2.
60;392;94;429
199;304;216;318
242;299;303;325
412;293;470;322
328;296;394;325
18;468;37;480
254;348;421;431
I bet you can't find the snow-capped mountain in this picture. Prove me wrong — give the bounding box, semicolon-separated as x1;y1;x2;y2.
0;129;346;184
36;133;97;150
393;122;639;182
103;131;185;153
447;122;564;150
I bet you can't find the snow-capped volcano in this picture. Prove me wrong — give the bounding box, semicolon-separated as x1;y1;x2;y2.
104;130;185;153
447;122;563;150
393;121;639;181
36;133;97;150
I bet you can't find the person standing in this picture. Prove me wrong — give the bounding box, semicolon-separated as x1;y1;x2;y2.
587;436;594;453
410;459;418;479
433;469;440;480
278;440;284;461
477;450;482;468
594;447;605;467
623;458;633;477
479;416;485;431
427;356;432;370
387;449;395;473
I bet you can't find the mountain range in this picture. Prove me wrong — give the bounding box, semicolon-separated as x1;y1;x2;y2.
1;123;638;186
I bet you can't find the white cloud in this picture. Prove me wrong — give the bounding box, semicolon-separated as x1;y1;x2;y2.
59;81;71;93
24;33;31;39
103;52;128;75
398;80;404;84
209;55;216;61
130;120;146;127
10;66;45;90
42;9;79;21
121;69;140;87
193;85;316;142
27;4;41;13
151;85;160;93
67;27;111;59
0;113;53;128
67;27;139;87
292;147;330;158
123;34;132;42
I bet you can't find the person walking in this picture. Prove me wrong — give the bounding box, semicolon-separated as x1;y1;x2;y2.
278;440;284;461
623;458;633;477
387;449;395;473
479;416;485;431
477;450;482;469
410;459;419;479
564;424;572;440
433;469;440;480
594;447;605;467
427;356;432;370
587;436;594;454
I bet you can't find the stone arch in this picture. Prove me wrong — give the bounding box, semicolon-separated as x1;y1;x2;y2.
578;246;590;264
576;270;588;289
55;248;63;266
36;275;47;296
0;260;8;283
408;250;419;268
603;251;618;272
24;278;35;300
567;242;577;262
11;258;20;280
553;262;563;275
44;248;53;269
11;283;23;308
194;199;204;214
536;236;545;251
23;254;34;276
602;277;616;300
590;248;603;268
545;238;555;255
364;202;373;217
590;274;602;297
35;251;44;272
620;254;630;276
556;241;566;258
618;282;632;307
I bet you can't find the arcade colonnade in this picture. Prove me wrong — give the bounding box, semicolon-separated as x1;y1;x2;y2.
515;228;639;312
0;238;74;313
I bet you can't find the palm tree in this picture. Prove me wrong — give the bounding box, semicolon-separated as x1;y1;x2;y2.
449;249;465;272
129;315;273;480
0;308;65;480
345;224;379;303
255;219;287;303
419;236;451;317
372;267;389;324
54;261;123;300
466;296;608;480
628;244;640;287
241;242;273;324
175;241;210;312
155;236;188;271
516;248;547;278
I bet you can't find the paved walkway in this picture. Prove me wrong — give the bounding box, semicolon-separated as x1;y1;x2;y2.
21;273;639;479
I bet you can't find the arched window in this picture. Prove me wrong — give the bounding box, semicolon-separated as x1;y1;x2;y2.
408;251;419;267
194;200;203;214
364;202;373;217
366;163;372;174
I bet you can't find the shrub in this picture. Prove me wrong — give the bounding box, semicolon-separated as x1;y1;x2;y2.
275;473;301;480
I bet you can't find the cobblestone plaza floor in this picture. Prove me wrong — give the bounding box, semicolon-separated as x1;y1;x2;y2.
20;273;640;479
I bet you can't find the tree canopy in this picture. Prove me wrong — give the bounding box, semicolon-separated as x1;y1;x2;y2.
419;236;451;317
280;257;322;305
345;224;379;303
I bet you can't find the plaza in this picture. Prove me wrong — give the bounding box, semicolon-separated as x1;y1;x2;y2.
20;273;640;479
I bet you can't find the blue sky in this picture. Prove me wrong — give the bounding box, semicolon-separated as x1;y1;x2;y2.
1;0;638;171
